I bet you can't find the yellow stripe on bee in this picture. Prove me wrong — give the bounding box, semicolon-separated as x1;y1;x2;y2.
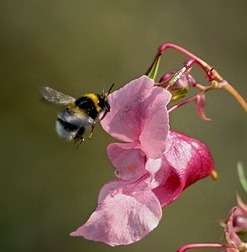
83;93;101;112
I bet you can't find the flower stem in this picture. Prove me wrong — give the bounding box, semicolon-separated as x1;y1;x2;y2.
147;42;223;81
177;243;224;252
148;42;247;112
218;81;247;112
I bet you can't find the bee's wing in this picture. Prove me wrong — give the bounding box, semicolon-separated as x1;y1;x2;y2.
41;86;76;105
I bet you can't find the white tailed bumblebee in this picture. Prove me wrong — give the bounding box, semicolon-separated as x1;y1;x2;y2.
41;84;114;143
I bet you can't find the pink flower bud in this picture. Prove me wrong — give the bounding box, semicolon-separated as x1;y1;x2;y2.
159;70;196;90
224;199;247;252
233;215;247;232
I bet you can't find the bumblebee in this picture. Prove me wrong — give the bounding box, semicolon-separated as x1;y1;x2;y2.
41;84;114;143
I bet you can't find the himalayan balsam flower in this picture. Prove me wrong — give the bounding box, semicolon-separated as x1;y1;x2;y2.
224;197;247;252
71;76;215;246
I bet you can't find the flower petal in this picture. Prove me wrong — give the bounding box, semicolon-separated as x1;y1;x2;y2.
152;162;182;206
145;158;169;189
145;158;162;175
107;143;147;181
71;180;162;246
195;94;211;121
101;75;171;156
153;131;215;207
139;86;171;158
101;76;153;142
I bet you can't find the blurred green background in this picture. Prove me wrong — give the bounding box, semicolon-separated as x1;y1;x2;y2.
1;0;246;251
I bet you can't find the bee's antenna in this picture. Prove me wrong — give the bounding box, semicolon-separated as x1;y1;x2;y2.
106;83;115;96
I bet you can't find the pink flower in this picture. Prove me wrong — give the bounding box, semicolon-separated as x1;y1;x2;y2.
71;76;215;246
224;197;247;252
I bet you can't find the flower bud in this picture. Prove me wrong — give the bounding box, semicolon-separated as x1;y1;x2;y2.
159;70;196;100
233;215;247;232
159;70;196;90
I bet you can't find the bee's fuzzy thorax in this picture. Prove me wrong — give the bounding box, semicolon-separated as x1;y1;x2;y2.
83;93;102;112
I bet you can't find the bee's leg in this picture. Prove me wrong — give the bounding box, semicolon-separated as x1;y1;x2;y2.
74;127;85;147
74;136;85;149
79;137;85;144
75;141;80;149
100;110;108;121
88;122;96;138
73;139;79;149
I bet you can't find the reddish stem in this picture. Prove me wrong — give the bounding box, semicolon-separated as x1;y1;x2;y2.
177;243;224;252
147;42;247;112
146;42;223;81
218;81;247;111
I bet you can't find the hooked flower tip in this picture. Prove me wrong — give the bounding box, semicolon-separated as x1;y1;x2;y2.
210;170;219;181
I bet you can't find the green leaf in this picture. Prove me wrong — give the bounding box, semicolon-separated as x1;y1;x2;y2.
237;162;247;194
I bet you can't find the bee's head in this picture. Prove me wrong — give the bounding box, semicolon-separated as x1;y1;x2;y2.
98;94;110;112
98;83;115;112
98;83;114;120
